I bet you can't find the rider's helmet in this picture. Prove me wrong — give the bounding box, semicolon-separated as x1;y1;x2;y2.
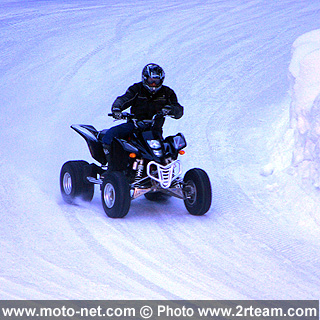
142;63;165;93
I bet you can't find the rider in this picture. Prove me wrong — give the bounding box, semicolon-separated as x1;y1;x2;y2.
102;63;184;157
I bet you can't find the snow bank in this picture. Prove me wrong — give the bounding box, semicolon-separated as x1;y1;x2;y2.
289;29;320;187
2;0;320;300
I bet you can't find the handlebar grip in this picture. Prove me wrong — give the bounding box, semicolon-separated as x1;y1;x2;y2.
108;112;132;119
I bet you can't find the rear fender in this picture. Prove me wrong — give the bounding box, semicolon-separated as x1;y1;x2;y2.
71;124;107;165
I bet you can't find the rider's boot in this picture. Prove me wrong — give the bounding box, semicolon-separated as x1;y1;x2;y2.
102;144;111;164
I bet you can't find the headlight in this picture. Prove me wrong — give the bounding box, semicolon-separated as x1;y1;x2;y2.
153;149;163;157
147;140;161;149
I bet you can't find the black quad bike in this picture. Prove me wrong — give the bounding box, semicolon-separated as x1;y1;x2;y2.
60;112;212;218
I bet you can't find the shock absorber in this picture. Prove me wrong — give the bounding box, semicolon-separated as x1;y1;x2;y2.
134;159;144;184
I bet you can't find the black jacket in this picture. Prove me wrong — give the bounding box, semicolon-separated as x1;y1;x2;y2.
112;82;183;128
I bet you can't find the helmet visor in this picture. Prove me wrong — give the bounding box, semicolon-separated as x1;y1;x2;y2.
147;77;161;85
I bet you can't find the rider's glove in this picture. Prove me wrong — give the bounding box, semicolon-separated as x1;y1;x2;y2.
162;105;174;116
112;107;122;119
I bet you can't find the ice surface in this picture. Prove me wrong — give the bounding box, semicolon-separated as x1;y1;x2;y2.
0;0;320;299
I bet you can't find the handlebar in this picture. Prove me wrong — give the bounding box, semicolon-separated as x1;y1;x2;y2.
108;111;169;121
108;111;171;131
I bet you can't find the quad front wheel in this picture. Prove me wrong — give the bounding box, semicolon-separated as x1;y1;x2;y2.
101;171;131;218
183;168;212;216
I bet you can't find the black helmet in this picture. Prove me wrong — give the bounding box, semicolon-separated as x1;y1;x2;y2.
142;63;165;93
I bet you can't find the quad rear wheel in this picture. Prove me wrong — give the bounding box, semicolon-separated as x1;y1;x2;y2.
60;160;94;204
183;168;212;216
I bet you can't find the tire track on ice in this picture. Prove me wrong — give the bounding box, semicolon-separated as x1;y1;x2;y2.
61;208;183;299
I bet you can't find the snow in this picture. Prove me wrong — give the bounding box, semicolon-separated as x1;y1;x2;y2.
1;0;320;299
289;29;320;186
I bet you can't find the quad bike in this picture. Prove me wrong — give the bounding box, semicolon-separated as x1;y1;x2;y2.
60;112;212;218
